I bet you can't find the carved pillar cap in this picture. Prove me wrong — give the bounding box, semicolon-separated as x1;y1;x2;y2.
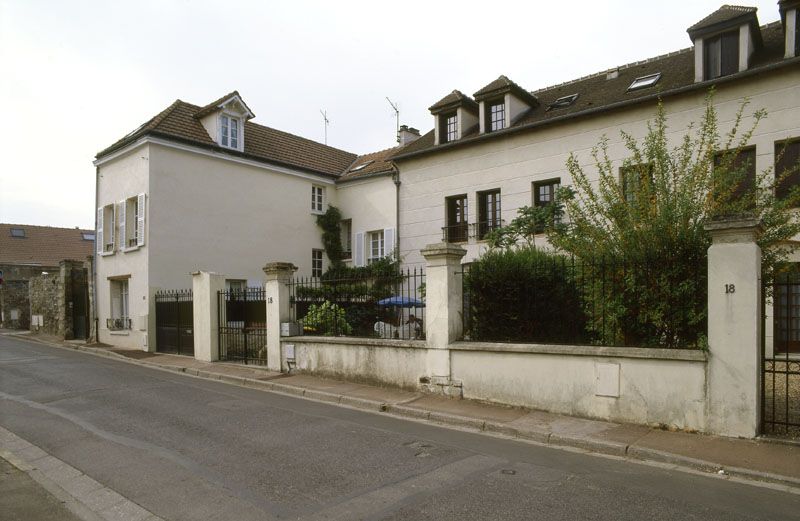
704;217;763;244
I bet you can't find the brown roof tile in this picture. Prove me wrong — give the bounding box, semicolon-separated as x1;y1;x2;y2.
339;146;405;181
473;75;539;107
0;224;94;266
193;90;255;119
428;90;479;114
687;5;757;35
395;22;790;162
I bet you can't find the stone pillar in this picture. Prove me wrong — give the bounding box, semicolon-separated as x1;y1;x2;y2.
192;271;226;362
264;262;297;372
421;243;466;395
705;217;762;438
86;255;96;343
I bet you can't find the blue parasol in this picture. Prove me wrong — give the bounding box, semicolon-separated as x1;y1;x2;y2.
377;296;425;308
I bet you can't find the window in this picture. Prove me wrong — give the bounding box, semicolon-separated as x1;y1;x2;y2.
444;194;468;242
81;232;95;241
109;279;130;330
225;279;246;292
220;114;241;149
312;249;323;277
441;112;458;143
341;219;352;259
533;179;561;233
98;204;115;254
477;189;501;240
627;72;661;92
775;139;800;204
10;228;25;238
547;94;579;111
704;30;739;80
367;230;384;263
774;264;800;354
348;161;373;173
311;185;325;213
620;164;654;204
487;100;505;132
117;194;145;250
713;147;756;207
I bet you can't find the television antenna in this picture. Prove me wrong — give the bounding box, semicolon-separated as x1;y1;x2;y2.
386;97;399;143
320;109;330;145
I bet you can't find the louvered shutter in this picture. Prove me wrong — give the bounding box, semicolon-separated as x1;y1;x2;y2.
383;228;395;259
109;204;116;252
97;208;104;255
118;200;126;250
136;193;146;246
354;232;365;267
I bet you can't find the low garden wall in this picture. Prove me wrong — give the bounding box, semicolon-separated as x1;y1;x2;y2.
450;342;708;431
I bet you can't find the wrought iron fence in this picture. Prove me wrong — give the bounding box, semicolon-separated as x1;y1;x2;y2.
289;268;425;340
106;317;132;331
218;287;267;365
155;289;193;355
462;254;707;348
762;277;800;437
441;224;469;243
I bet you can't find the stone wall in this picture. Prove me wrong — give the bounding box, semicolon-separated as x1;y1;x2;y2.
29;273;62;336
0;263;58;329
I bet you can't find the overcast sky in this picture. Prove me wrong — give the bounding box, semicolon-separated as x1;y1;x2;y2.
0;0;782;230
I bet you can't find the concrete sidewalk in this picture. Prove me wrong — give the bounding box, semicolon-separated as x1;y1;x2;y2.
9;331;800;491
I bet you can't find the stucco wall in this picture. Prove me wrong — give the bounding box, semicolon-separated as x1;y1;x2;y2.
95;144;150;348
334;176;397;263
284;337;429;390
396;69;800;268
450;342;708;431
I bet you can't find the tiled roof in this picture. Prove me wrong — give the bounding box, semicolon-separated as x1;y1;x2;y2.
339;146;404;181
193;90;255;119
0;223;94;266
428;90;479;114
473;75;539;107
97;98;358;177
687;5;757;34
395;21;791;161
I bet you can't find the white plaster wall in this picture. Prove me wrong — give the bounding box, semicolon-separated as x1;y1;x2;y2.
95;144;151;349
335;176;397;263
285;338;429;390
450;344;708;430
398;70;800;268
148;144;331;290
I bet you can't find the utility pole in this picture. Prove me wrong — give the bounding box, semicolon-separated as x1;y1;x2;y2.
320;109;330;145
386;97;399;144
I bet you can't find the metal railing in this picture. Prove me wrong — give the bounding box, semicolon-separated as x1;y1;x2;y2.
473;220;504;240
441;224;468;243
106;317;131;331
218;287;267;365
289;268;425;340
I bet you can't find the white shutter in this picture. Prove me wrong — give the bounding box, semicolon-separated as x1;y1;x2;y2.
97;208;104;255
109;204;116;252
118;200;126;250
354;232;365;267
383;228;395;259
136;193;146;246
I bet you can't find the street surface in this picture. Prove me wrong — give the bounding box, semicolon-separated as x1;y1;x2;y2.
1;334;799;521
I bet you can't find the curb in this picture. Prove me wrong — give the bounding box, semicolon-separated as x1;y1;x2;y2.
9;333;800;492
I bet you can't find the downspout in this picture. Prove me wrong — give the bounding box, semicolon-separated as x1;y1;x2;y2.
392;164;400;259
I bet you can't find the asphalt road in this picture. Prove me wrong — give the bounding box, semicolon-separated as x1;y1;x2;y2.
1;335;799;521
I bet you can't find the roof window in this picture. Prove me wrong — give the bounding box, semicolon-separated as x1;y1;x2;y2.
627;72;662;92
547;94;579;111
82;232;95;241
10;228;25;238
349;160;374;173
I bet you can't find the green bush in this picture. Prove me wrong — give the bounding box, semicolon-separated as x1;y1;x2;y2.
464;247;587;343
301;301;352;336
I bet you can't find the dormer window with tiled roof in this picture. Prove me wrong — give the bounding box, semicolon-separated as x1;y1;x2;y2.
473;76;538;135
704;30;739;79
687;5;762;82
487;100;505;132
194;91;255;153
442;112;458;143
220;114;240;149
429;90;478;145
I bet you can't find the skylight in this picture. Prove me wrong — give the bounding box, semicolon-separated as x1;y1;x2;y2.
627;72;662;92
82;233;96;241
349;160;374;173
10;228;25;238
547;93;579;111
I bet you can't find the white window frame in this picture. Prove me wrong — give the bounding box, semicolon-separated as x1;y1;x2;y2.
312;249;323;278
219;113;243;151
109;278;130;330
99;203;115;255
341;219;352;260
367;230;384;264
311;185;325;214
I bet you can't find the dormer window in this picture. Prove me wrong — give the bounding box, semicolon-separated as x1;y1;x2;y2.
488;100;505;132
442;112;458;143
704;30;739;80
220;114;241;149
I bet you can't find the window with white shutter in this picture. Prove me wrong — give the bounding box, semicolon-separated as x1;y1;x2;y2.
118;200;126;250
383;228;395;259
136;193;146;247
100;204;115;254
354;232;365;267
96;208;104;255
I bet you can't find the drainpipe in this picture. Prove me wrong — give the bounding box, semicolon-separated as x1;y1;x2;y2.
392;165;400;258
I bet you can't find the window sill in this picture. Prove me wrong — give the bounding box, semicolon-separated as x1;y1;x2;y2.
122;245;142;253
99;251;115;257
109;330;130;336
311;210;325;216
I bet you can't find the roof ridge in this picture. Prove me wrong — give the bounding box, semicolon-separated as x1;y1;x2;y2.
244;120;358;158
0;223;93;231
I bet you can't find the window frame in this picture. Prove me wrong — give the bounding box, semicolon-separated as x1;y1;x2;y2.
445;194;469;243
311;185;325;214
533;178;561;208
340;219;352;260
219;113;242;150
440;112;458;143
487;99;505;132
102;203;115;254
775;138;800;205
620;163;655;205
713;146;757;208
9;228;25;238
109;278;130;331
312;249;324;278
704;30;739;80
477;189;502;240
367;230;385;263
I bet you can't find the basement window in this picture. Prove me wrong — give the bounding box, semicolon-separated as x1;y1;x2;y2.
10;228;25;238
547;93;579;111
627;72;661;92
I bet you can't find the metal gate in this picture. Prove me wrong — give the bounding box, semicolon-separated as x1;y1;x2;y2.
218;287;267;365
155;290;194;356
70;267;89;340
762;277;800;438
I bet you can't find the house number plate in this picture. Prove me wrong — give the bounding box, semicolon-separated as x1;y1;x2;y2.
725;284;735;294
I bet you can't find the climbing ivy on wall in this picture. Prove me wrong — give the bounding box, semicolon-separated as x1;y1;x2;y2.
316;205;345;270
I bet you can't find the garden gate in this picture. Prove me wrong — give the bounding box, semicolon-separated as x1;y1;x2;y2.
155;289;194;356
218;287;267;365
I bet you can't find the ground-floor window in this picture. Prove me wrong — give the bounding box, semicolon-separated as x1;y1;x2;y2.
312;249;323;277
109;278;130;330
367;230;384;264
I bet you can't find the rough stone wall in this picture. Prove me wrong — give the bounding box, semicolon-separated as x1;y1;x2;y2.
29;273;62;336
0;263;58;329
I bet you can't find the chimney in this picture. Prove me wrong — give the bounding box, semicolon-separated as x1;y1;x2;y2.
398;124;421;146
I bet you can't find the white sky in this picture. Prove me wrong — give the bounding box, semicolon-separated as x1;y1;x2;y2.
0;0;782;229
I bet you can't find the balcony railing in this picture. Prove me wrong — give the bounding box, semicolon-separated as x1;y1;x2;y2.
441;224;469;243
473;220;504;240
107;317;131;331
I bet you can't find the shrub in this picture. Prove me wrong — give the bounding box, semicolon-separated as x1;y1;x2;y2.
301;301;353;336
